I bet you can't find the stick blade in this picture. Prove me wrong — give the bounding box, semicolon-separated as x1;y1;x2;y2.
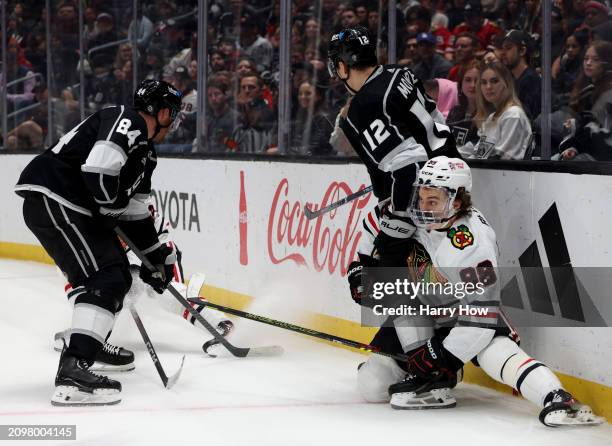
165;355;185;390
187;273;207;299
244;345;285;357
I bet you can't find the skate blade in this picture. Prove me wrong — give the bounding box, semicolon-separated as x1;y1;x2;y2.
51;386;121;406
390;388;456;410
544;407;605;427
90;362;135;373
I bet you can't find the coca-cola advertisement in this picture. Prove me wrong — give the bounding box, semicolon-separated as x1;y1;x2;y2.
266;178;372;276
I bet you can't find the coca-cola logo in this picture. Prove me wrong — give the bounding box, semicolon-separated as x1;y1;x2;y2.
267;179;372;276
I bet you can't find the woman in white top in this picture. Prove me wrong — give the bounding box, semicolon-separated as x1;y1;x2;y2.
469;61;532;160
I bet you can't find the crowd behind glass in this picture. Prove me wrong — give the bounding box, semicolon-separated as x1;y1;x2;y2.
2;0;612;161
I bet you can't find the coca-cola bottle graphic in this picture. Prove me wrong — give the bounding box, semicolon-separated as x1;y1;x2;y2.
239;170;248;265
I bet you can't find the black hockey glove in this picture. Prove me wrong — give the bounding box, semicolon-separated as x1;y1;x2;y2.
347;261;366;305
139;244;176;294
347;255;379;306
405;336;463;380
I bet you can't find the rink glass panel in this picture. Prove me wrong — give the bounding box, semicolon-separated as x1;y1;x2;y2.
1;1;612;163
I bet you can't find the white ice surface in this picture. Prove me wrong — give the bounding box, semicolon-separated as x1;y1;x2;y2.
0;259;611;446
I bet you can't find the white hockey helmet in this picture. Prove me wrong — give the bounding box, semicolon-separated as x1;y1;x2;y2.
409;156;472;227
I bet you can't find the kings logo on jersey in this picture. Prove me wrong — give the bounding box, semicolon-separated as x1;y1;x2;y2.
447;224;474;250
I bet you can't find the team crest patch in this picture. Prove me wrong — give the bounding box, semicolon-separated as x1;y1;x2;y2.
447;225;474;250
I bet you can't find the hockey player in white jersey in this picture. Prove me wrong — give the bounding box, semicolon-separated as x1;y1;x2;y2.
351;156;602;426
54;205;233;371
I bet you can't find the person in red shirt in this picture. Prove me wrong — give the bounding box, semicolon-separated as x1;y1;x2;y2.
404;5;454;54
447;32;479;82
453;0;503;50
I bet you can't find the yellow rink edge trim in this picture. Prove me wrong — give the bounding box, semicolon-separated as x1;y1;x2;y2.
2;241;611;422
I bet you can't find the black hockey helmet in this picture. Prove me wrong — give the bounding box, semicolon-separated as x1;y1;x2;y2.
134;79;182;122
327;25;377;78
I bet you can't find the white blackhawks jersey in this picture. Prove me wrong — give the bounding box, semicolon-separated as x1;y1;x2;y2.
358;205;502;328
412;207;501;327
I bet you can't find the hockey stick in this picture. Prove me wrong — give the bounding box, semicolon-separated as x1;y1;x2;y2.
115;227;283;358
128;304;184;389
303;185;373;220
187;298;409;362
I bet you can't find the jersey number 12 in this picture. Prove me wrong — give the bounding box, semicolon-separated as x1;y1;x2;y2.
362;119;390;151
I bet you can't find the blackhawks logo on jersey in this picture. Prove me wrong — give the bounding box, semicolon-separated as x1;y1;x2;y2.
447;224;474;250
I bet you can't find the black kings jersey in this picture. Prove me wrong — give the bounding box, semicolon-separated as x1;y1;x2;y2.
15;106;154;221
339;65;460;215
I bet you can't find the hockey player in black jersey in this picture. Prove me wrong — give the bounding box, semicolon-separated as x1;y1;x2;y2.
14;79;182;406
327;25;461;265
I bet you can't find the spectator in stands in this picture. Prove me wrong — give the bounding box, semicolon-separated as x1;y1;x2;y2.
320;0;338;32
454;0;503;51
205;77;240;152
52;2;80;90
469;61;532;159
499;0;524;31
286;80;334;156
1;36;35;115
448;59;481;148
87;12;120;64
141;45;165;81
218;38;239;72
304;18;322;50
240;14;274;73
355;2;369;26
236;57;258;77
86;52;120;110
128;8;154;53
163;32;197;82
521;0;541;35
82;6;98;42
405;5;454;54
412;32;453;80
210;49;227;73
501;29;541;121
368;6;380;35
448;32;479;82
158;65;197;152
559;40;612;160
585;1;612;43
553;31;589;106
114;43;134;72
6;82;47;150
399;33;419;67
341;7;360;29
231;73;274;153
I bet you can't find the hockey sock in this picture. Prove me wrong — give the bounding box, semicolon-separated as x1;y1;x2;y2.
477;336;563;407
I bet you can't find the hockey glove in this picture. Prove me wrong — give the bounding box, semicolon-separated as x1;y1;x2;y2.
406;336;463;380
347;255;379;306
139;244;176;294
347;261;365;305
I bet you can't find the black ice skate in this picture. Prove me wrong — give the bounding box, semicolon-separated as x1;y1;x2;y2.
95;342;135;372
51;355;121;406
539;389;604;426
388;373;457;410
54;330;135;372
